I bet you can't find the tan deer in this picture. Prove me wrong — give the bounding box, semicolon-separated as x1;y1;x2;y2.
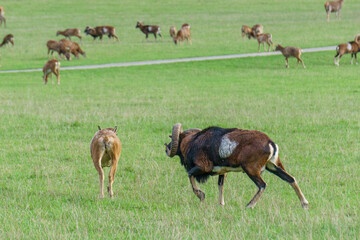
90;126;121;198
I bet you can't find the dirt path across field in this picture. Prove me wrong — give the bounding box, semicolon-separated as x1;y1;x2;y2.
0;46;336;74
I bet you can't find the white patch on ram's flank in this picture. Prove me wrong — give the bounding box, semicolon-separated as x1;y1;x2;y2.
103;28;108;33
219;136;238;158
148;26;152;31
267;143;279;165
347;43;352;51
212;166;244;175
267;143;274;162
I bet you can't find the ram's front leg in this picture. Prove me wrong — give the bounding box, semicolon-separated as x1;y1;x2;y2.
188;166;205;201
218;174;227;206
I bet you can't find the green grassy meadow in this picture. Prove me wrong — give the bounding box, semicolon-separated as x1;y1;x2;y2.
1;0;360;239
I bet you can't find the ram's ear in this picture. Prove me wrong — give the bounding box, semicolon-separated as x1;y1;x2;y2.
98;126;101;131
113;126;118;133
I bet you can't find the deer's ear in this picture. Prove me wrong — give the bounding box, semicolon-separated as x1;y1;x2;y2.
113;126;118;133
98;126;101;131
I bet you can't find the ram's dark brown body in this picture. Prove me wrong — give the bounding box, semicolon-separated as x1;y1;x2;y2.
179;128;271;176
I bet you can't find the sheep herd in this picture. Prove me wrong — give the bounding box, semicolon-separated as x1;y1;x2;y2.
0;0;359;83
241;0;359;68
241;24;306;69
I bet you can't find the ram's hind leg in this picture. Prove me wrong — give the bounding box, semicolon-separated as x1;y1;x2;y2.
244;169;266;209
266;161;309;209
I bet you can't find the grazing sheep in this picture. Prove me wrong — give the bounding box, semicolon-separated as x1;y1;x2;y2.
43;59;60;85
165;123;309;209
241;25;252;39
242;24;264;39
169;26;177;38
46;40;71;60
56;28;82;41
324;0;345;22
334;34;360;66
90;126;121;198
0;34;14;47
172;23;191;45
59;39;86;59
84;26;119;41
136;21;162;39
251;24;263;37
275;44;306;68
255;33;273;52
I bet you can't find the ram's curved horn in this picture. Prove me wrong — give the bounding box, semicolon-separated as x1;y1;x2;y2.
165;123;183;157
355;34;360;44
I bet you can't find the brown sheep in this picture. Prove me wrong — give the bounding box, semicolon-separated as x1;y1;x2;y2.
136;21;162;39
56;28;82;41
275;44;306;68
43;59;60;85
